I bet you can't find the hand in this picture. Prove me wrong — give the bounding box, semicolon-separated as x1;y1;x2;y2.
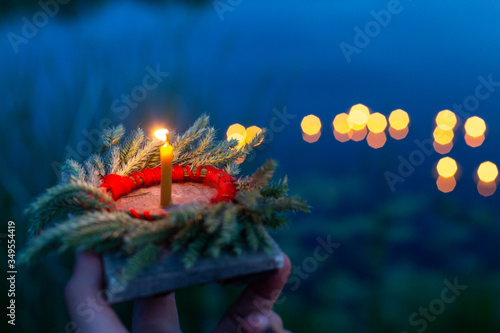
65;251;292;333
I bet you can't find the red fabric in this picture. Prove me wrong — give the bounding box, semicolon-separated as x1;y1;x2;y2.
172;165;185;182
143;211;153;221
129;209;141;219
100;165;238;218
100;174;136;200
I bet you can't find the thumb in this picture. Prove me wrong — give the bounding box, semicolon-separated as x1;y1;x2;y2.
65;252;127;333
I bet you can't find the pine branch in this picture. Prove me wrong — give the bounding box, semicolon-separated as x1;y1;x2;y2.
183;233;208;269
25;181;116;238
120;128;145;165
172;114;210;162
269;196;311;213
250;159;277;187
89;154;106;177
235;189;262;210
124;204;204;251
61;160;86;183
244;221;259;251
99;125;125;153
118;244;159;285
117;139;163;176
84;160;102;187
20;212;133;264
109;146;122;174
224;162;241;177
261;176;288;198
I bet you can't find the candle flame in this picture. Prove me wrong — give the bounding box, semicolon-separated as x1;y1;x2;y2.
154;129;169;142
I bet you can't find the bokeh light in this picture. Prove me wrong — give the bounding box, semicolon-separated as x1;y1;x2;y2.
351;128;367;142
433;141;453;155
433;127;454;145
245;126;263;145
348;104;369;131
436;176;456;193
367;113;387;133
227;124;246;139
436;157;458;178
435;110;457;130
333;129;351;143
235;154;246;165
464;116;486;138
227;133;245;149
301;115;322;135
366;131;386;149
388;109;410;130
477;181;497;197
333;113;351;134
388;126;409;140
464;133;485;148
303;131;321;143
477;162;498;183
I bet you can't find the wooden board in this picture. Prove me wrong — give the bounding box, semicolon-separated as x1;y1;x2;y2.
103;235;284;304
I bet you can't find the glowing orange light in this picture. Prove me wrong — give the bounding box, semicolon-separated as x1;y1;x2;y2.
333;113;351;134
436;157;458;178
333;129;351;143
464;116;486;138
245;126;263;145
301;115;322;135
348;104;370;130
433;141;453;155
464;133;485;148
236;154;246;165
388;109;410;130
477;181;497;197
477;162;498;183
366;131;387;149
367;113;388;133
436;176;456;193
303;131;321;143
154;129;169;142
389;127;409;140
227;133;246;149
435;110;457;130
351;128;367;142
433;127;454;145
227;124;246;140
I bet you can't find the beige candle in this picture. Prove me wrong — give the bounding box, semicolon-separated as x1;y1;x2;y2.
155;129;173;207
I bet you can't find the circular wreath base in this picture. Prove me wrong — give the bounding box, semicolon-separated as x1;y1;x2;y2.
115;183;217;216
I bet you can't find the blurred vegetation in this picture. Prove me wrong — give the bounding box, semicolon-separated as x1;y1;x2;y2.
2;1;500;332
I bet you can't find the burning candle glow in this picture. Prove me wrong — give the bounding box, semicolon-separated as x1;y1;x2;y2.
155;129;173;207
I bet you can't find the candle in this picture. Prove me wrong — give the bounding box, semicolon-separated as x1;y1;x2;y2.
154;129;173;207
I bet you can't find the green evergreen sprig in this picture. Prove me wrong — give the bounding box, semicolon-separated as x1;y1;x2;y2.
25;181;116;238
21;115;310;283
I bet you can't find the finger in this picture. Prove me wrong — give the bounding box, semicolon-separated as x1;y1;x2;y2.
65;252;127;333
132;292;181;333
266;311;284;330
239;312;284;333
214;254;291;332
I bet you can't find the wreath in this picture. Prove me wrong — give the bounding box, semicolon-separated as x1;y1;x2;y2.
20;115;309;282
